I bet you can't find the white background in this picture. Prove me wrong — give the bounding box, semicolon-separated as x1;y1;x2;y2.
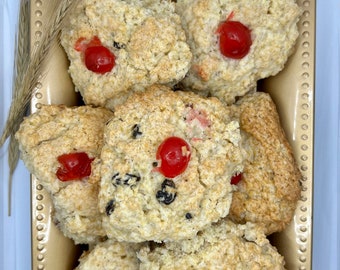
1;0;339;269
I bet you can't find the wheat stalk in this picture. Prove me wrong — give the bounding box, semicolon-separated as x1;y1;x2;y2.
4;0;79;215
7;0;30;216
0;0;79;148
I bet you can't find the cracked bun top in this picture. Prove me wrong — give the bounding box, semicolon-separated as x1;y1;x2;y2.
61;0;192;110
98;85;244;242
138;219;286;269
15;105;113;244
175;0;301;104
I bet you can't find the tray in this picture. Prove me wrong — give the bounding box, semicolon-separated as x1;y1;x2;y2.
29;1;315;269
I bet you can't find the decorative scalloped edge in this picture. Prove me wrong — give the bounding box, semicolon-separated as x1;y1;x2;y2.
29;0;315;269
31;1;47;269
31;182;47;270
295;0;314;269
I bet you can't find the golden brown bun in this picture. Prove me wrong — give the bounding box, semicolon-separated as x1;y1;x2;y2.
229;92;301;235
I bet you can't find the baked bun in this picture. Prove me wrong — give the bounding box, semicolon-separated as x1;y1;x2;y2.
175;0;300;104
61;0;192;110
75;239;141;270
15;105;113;243
138;219;286;269
229;92;301;234
98;85;244;242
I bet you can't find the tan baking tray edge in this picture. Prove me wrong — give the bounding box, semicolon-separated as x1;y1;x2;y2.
29;1;315;269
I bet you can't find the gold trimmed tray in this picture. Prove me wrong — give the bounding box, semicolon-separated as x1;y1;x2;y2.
29;1;315;269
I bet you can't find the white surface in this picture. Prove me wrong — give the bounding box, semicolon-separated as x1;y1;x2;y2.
0;1;31;270
0;0;339;269
313;0;340;269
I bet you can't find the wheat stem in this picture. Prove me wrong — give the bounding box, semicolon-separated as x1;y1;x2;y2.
5;0;79;215
7;0;30;216
0;0;79;148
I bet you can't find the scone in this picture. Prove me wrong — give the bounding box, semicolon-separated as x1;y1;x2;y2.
175;0;301;104
98;85;244;242
138;219;286;269
52;178;105;244
228;92;301;235
15;105;113;243
61;0;192;110
75;239;142;270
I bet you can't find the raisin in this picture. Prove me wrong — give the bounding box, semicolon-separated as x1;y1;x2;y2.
112;173;121;185
112;172;140;187
156;190;176;205
152;161;158;167
105;199;115;216
162;179;176;189
156;179;177;205
113;41;126;49
132;124;143;139
185;213;193;219
124;173;141;186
